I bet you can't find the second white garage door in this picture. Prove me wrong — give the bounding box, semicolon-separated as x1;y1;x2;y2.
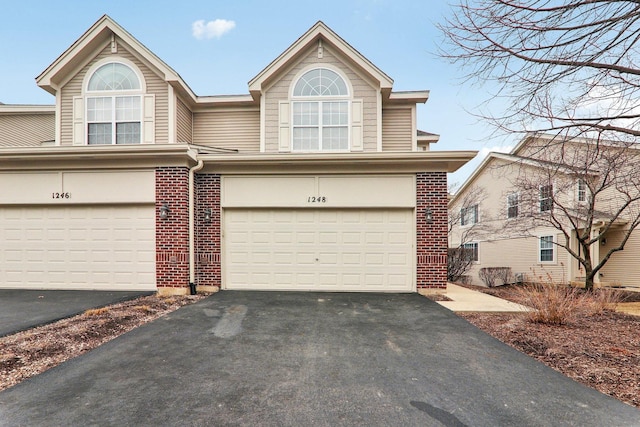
224;209;414;292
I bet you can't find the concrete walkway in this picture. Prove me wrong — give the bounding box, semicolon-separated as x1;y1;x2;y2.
436;283;529;313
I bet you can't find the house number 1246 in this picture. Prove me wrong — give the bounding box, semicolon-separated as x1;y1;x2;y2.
307;196;327;203
52;192;71;199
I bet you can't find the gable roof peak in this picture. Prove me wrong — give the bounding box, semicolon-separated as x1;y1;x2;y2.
36;15;196;101
248;20;394;99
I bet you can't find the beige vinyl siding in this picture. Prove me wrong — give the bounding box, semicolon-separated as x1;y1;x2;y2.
263;44;378;152
600;228;640;287
59;40;169;145
465;234;568;286
452;135;640;288
449;158;520;248
0;113;54;147
176;96;192;143
193;109;260;152
450;156;569;286
381;108;412;151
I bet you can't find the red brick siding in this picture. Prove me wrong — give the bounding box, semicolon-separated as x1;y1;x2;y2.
195;174;221;286
155;167;190;288
416;172;448;289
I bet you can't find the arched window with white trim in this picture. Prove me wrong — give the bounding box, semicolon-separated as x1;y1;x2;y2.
85;62;143;145
291;68;350;151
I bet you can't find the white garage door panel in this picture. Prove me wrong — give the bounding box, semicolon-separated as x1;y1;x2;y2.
0;206;155;290
224;209;414;292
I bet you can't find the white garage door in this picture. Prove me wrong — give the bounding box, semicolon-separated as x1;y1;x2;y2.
0;205;155;290
224;209;414;292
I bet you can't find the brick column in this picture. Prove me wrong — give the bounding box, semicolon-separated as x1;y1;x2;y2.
155;167;190;293
416;172;448;290
195;174;221;290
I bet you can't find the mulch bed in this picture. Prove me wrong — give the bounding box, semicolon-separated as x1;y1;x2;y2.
454;284;640;408
0;294;204;392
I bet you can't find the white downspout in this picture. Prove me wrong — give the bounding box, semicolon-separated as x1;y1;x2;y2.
189;158;205;294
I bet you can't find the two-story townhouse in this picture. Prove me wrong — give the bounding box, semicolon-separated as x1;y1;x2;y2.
449;133;640;288
0;16;475;294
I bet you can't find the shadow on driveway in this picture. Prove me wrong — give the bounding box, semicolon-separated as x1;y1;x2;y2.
0;291;637;426
0;290;152;337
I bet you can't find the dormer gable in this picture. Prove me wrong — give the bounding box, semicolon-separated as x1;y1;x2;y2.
248;21;394;101
36;15;196;103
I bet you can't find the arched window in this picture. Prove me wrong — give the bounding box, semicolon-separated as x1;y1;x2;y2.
88;62;141;91
85;62;142;145
291;68;350;151
293;68;348;97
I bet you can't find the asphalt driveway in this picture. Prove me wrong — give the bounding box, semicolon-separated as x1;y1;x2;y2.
0;289;151;337
0;291;637;426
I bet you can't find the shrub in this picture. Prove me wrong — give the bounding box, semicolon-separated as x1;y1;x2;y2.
478;267;513;287
447;247;475;283
586;288;625;315
515;282;588;325
458;275;472;285
133;305;154;313
83;307;110;317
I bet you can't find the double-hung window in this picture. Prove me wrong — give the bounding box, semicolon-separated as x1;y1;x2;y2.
539;236;554;262
291;68;349;151
507;193;519;218
86;62;142;145
577;179;587;203
460;204;478;226
462;242;479;262
539;184;553;212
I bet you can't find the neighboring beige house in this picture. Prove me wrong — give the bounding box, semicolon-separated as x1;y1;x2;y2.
0;15;475;294
449;133;640;288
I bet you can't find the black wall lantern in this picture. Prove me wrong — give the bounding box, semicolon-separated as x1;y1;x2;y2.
204;208;212;222
159;202;170;220
424;208;433;224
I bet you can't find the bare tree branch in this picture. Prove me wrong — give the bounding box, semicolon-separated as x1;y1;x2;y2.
441;1;640;290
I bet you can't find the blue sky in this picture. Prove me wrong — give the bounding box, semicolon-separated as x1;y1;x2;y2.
0;0;514;184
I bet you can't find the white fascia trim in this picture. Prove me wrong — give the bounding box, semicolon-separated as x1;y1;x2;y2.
449;153;493;206
388;90;430;103
0;105;55;114
195;94;255;105
417;134;440;143
248;22;394;94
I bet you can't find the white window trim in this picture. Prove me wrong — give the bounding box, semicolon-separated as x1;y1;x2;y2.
507;192;519;219
462;241;480;263
83;57;147;93
86;95;142;145
289;65;353;98
289;65;353;152
290;100;351;152
577;179;587;203
82;58;147;146
460;204;478;228
539;184;553;213
538;234;556;264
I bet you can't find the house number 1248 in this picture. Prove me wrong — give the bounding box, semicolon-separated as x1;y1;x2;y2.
307;196;327;203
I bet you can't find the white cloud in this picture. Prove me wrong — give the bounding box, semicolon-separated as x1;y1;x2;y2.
192;19;236;40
